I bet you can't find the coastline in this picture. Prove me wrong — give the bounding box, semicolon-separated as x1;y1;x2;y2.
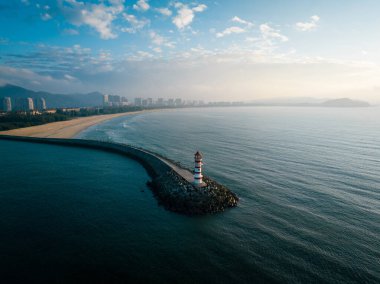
0;107;239;215
0;110;148;138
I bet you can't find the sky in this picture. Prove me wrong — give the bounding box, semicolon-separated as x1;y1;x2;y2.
0;0;380;102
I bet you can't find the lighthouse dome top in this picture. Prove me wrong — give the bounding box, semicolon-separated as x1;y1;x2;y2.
194;151;203;159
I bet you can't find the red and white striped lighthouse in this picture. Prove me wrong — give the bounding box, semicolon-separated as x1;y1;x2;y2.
194;151;206;187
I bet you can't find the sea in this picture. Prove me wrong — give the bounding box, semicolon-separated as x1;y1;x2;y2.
0;106;379;283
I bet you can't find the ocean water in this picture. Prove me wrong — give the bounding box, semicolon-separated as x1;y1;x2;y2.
1;107;379;283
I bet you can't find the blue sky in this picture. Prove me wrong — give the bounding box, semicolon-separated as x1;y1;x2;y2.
1;0;380;102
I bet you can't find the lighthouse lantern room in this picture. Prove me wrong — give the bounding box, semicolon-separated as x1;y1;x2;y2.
194;151;206;187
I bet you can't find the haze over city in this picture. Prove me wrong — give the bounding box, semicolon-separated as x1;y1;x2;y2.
1;0;380;102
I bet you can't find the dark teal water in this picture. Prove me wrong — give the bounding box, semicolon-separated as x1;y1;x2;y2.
1;107;380;283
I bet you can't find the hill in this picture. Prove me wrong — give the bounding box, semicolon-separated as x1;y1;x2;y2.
321;98;370;107
0;84;103;108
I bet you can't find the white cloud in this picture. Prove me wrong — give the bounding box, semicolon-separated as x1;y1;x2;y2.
0;65;85;93
135;51;154;59
216;26;245;38
121;13;149;33
311;15;320;22
155;7;172;16
41;13;52;21
36;2;52;21
216;16;254;38
150;31;165;45
64;74;77;81
295;15;320;31
60;0;125;40
133;0;150;11
231;16;253;27
152;47;162;53
172;3;207;30
192;4;207;12
245;37;260;43
4;42;380;103
260;24;288;42
172;5;194;30
149;31;175;48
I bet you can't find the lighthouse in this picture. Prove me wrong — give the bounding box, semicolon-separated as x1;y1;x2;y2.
194;151;206;187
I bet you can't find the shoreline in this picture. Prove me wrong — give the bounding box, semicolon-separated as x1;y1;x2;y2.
0;107;239;215
0;110;150;138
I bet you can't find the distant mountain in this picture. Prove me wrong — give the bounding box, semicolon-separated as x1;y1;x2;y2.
248;97;371;107
321;98;370;107
0;84;104;108
250;97;326;106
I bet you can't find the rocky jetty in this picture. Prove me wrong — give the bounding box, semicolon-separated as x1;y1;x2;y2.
0;135;239;216
148;170;239;215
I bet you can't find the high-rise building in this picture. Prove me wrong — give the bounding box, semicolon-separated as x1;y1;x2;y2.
103;94;109;106
35;97;46;111
175;98;182;106
157;98;164;106
1;97;12;112
120;97;129;106
26;98;34;110
110;95;121;103
103;94;123;107
134;98;142;106
15;97;34;111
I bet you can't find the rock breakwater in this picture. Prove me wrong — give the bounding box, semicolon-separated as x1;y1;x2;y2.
149;171;239;215
0;135;239;216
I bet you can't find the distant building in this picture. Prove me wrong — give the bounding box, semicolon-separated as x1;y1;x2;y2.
109;95;121;104
103;94;125;107
27;98;34;110
103;94;109;106
61;108;81;112
2;97;12;112
168;98;174;106
15;97;34;111
157;98;164;106
147;98;153;106
120;97;129;106
175;98;182;106
134;98;142;106
108;95;121;106
35;97;46;111
142;99;148;106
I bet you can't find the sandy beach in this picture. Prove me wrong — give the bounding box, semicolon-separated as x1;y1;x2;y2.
0;111;145;138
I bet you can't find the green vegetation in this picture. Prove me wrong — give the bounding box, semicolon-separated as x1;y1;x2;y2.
0;106;144;131
0;112;68;131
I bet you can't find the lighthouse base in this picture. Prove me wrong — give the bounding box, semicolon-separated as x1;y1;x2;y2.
193;181;207;188
149;172;239;216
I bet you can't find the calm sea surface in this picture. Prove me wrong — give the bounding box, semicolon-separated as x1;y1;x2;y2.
1;106;380;283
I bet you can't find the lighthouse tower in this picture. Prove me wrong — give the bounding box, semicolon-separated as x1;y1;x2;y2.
194;151;206;187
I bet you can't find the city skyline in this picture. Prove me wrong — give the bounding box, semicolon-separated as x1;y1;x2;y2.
1;1;380;102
